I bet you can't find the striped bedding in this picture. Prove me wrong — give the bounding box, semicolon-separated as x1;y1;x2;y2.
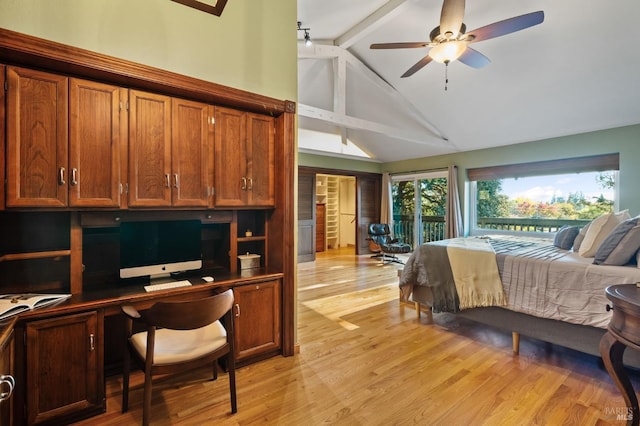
400;236;640;328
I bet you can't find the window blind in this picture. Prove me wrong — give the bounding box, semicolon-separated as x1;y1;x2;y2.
467;153;619;181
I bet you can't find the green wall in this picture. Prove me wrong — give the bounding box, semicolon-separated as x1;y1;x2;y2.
0;0;297;102
384;124;640;218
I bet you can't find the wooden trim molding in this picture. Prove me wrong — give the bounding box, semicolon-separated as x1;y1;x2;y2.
298;166;381;180
0;27;290;115
171;0;229;16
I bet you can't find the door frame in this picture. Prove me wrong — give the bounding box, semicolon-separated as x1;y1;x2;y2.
298;166;381;255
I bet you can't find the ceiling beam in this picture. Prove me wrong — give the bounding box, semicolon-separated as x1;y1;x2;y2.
298;104;444;146
333;52;346;116
298;43;447;141
335;0;414;49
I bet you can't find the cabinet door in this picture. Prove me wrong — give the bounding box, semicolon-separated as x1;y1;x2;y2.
0;329;14;426
26;311;104;425
128;90;172;207
214;107;248;207
69;79;126;207
246;113;275;206
171;98;212;207
0;65;5;210
6;66;68;207
233;280;281;362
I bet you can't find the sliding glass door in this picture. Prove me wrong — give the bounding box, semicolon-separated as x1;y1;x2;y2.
391;171;447;247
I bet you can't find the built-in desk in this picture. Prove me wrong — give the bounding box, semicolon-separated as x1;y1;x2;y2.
11;269;283;425
0;27;296;425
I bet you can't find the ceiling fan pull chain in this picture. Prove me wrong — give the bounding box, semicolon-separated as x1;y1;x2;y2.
445;61;449;91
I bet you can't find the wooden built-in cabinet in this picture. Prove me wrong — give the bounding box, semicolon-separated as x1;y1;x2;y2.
214;107;275;207
0;328;14;426
128;91;212;208
6;67;69;207
0;64;5;210
23;311;104;425
233;279;281;364
6;67;126;208
171;98;214;208
0;28;296;426
69;79;127;208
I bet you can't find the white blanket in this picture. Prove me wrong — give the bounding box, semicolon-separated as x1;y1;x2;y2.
444;238;506;309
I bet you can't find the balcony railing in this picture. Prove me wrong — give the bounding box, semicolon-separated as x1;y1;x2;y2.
392;215;445;247
391;215;590;248
476;217;591;233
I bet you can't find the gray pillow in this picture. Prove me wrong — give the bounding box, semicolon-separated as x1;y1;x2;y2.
572;222;590;252
553;225;580;250
594;216;640;265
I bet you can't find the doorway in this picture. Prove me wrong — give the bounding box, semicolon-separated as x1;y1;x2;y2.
391;171;448;247
316;174;356;252
297;167;381;262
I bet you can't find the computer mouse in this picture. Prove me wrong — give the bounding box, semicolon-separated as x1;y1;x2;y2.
202;276;214;282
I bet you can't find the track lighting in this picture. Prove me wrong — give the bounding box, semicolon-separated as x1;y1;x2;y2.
297;21;312;47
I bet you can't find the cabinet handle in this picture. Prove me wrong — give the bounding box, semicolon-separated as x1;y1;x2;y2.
0;374;15;401
165;174;171;188
173;173;179;188
248;177;253;190
234;303;240;318
70;168;78;186
89;333;95;351
59;167;66;185
241;177;247;190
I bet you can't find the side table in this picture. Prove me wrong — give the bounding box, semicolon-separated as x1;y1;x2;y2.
600;284;640;426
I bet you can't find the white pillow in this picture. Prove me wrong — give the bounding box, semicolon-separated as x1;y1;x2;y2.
578;210;630;257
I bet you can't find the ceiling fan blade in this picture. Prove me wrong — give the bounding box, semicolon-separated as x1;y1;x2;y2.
458;47;490;68
440;0;466;37
370;42;430;49
401;55;433;78
466;11;544;43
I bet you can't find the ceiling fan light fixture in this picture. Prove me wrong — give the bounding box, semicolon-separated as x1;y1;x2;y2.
428;41;467;64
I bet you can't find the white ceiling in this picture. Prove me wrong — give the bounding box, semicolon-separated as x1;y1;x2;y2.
296;0;640;163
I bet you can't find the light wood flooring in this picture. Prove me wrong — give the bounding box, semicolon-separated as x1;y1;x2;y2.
75;247;636;425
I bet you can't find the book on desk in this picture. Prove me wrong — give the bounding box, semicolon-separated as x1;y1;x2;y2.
0;293;71;320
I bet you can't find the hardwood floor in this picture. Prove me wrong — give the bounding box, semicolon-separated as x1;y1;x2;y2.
75;247;635;425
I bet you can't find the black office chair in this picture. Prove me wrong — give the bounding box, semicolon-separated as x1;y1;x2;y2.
367;223;411;264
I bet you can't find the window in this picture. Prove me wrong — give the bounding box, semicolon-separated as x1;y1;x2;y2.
467;154;619;236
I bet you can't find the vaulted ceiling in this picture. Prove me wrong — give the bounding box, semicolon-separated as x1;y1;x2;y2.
297;0;640;163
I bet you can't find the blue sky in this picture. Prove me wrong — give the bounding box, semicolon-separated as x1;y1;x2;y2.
499;172;614;203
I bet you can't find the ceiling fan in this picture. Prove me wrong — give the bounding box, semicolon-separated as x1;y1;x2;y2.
370;0;544;78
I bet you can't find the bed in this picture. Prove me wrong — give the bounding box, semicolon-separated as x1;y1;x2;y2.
398;234;640;367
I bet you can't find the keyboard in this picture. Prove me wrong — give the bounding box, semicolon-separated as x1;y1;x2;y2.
144;280;192;292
